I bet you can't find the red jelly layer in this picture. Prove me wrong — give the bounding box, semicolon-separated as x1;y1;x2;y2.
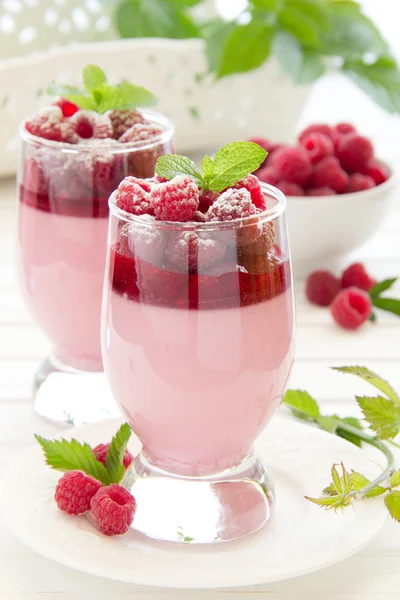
20;185;109;218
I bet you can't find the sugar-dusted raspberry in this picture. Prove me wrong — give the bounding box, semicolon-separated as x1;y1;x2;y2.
52;97;79;117
193;210;207;222
277;181;304;196
298;124;334;142
93;443;133;470
206;188;257;222
115;177;152;215
232;174;265;209
269;146;312;185
300;132;334;165
90;484;136;536
257;166;280;186
127;218;166;265
309;156;349;193
150;176;199;221
362;160;390;186
198;189;220;213
54;471;102;515
25;106;78;143
307;187;336;196
330;287;372;330
23;157;48;195
334;122;356;136
119;122;163;143
306;270;341;306
108;109;145;139
341;262;376;291
166;231;226;271
75;150;115;193
345;173;375;193
238;221;275;264
336;133;374;173
71;110;113;140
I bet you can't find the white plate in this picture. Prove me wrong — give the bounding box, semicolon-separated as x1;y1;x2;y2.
0;414;388;589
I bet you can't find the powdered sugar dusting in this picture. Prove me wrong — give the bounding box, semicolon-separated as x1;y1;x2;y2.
206;188;256;222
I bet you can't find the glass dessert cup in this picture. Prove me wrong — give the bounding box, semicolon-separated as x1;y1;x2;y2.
102;185;295;543
17;111;174;423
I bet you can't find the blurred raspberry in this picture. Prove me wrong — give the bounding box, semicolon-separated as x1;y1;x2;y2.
166;231;226;271
269;146;312;185
307;187;336;196
309;156;349;193
330;287;372;330
300;132;334;165
257;166;280;186
306;270;341;306
75;150;115;194
71;110;113;140
277;181;304;196
52;97;80;117
298;124;334;142
55;471;102;515
115;177;152;215
23;157;48;195
119;123;163;143
206;188;257;222
108;109;145;139
336;133;374;173
150;176;199;221
334;122;356;136
90;484;136;536
127;218;167;266
25;106;78;143
345;173;375;193
341;263;377;291
362;160;390;186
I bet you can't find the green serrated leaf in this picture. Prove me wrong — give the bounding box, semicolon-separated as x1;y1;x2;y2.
83;64;107;93
390;469;400;488
343;57;400;115
155;154;205;187
356;395;400;440
207;142;267;192
333;366;400;405
369;278;398;298
35;435;110;485
350;470;386;497
306;492;353;510
341;462;352;492
217;21;274;78
105;423;132;483
283;389;320;420
331;464;344;494
115;82;158;109
385;491;400;522
372;297;400;318
201;155;215;183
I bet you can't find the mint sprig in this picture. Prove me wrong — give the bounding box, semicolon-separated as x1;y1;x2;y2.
47;64;158;114
155;142;267;192
106;422;132;483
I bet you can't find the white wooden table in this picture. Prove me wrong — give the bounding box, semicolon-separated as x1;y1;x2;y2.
1;72;400;598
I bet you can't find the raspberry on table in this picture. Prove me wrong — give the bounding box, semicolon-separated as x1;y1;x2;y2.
309;156;349;193
330;287;372;330
108;109;145;139
336;133;374;173
54;471;102;515
92;443;133;469
115;177;153;215
119;122;163;143
52;97;80;117
300;132;334;165
206;188;257;222
334;122;356;136
341;263;377;291
307;187;336;196
150;176;199;221
198;189;220;213
71;110;113;140
306;270;341;306
269;146;312;185
166;231;226;271
298;124;334;142
257;166;280;186
90;484;136;536
25;106;78;143
231;174;265;209
345;173;375;193
362;160;390;186
276;181;304;196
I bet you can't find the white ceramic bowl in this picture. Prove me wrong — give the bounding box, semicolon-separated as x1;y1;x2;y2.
286;165;397;279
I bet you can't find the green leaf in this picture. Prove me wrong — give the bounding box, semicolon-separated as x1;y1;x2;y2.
343;57;400;114
217;22;274;78
274;32;325;84
155;154;205;187
286;0;332;34
372;297;400;317
35;435;110;485
385;491;400;522
207;141;267;192
83;64;107;93
369;311;377;323
278;7;322;49
333;366;400;405
317;415;339;433
350;470;386;497
251;0;278;9
336;416;363;447
283;389;320;420
369;278;397;298
47;82;84;97
331;464;344;494
105;423;132;483
203;19;236;74
356;395;400;440
306;492;353;510
201;155;215;183
390;469;400;488
116;82;158;108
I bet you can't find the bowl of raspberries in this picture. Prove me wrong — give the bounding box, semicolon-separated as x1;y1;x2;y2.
250;123;396;278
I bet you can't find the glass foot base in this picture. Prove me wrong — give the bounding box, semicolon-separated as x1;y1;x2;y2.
124;452;274;544
33;356;121;426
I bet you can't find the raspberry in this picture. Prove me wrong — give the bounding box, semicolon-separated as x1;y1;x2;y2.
25;106;78;143
362;160;390;186
336;133;374;173
71;110;113;140
115;177;152;215
92;443;133;469
307;187;336;196
298;124;334;142
300;132;334;165
127;219;166;266
269;146;312;185
334;122;356;136
166;231;226;271
309;156;349;193
198;189;220;213
306;270;341;306
90;484;136;536
206;188;256;222
24;157;48;195
231;174;265;209
192;210;207;222
150;176;199;221
330;287;372;330
119;122;163;143
238;222;275;264
108;109;145;139
52;97;79;117
345;173;375;193
75;150;115;193
257;166;280;186
341;263;376;291
54;471;102;515
277;181;304;196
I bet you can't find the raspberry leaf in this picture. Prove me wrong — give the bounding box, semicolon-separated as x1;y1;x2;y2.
333;366;400;405
83;64;107;93
283;389;320;421
356;395;400;439
35;435;111;485
390;470;400;488
369;277;397;297
385;491;400;522
155;154;206;187
336;416;363;447
350;471;386;497
207;142;267;192
105;423;132;483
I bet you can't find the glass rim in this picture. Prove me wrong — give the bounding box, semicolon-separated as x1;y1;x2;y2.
19;109;174;154
109;183;286;230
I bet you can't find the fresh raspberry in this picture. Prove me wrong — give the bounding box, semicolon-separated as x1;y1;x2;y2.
115;177;152;215
345;173;375;193
52;97;79;117
198;189;220;213
71;110;113;140
330;287;372;330
75;150;115;193
306;270;341;306
334;122;356;136
166;231;226;271
150;176;199;221
206;188;257;222
92;443;134;470
238;222;275;263
25;106;78;143
277;181;304;196
54;471;102;515
90;484;136;536
307;187;336;196
257;166;280;186
336;133;374;173
231;174;265;209
341;263;377;291
24;157;48;194
192;210;207;222
127;219;166;266
362;160;390;185
298;124;334;142
269;146;312;185
119;122;163;143
108;109;145;139
309;156;349;193
300;132;334;165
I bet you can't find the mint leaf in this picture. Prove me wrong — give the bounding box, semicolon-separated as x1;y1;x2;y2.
333;366;400;405
207;142;267;192
343;57;400;114
35;435;110;485
385;491;400;522
105;423;132;483
47;82;83;97
114;82;158;109
201;155;215;183
83;65;107;93
371;297;400;317
283;389;320;420
390;470;400;488
217;22;274;78
350;471;386;497
356;395;400;440
370;278;397;297
155;154;205;187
